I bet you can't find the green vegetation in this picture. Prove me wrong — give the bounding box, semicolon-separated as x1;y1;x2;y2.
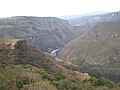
86;77;115;88
0;39;120;90
16;76;31;89
59;22;120;82
0;60;7;68
1;64;120;90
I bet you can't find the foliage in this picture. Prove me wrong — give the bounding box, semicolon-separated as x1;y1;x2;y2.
0;60;7;68
85;77;116;88
16;76;31;89
0;65;16;90
21;64;33;70
52;79;80;90
0;64;120;90
53;72;65;81
0;74;12;90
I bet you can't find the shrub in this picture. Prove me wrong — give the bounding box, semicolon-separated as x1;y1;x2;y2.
42;74;55;82
21;64;32;70
53;79;79;90
86;77;115;88
53;72;65;81
86;77;99;87
98;77;115;88
0;73;16;90
16;76;31;89
0;60;7;68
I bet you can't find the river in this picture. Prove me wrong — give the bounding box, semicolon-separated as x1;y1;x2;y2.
51;48;61;61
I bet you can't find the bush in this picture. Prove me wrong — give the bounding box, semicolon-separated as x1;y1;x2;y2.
0;73;16;90
0;60;7;68
42;74;55;82
16;76;31;89
21;64;32;70
0;74;8;90
53;72;65;81
88;77;99;87
53;79;79;90
86;77;115;88
98;77;115;88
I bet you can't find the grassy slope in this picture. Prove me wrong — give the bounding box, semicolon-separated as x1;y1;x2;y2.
0;39;120;90
59;22;120;82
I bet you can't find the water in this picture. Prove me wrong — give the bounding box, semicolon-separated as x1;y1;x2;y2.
51;48;61;61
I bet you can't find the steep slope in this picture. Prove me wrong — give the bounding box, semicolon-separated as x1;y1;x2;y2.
1;40;120;90
68;11;120;40
0;16;79;51
0;39;90;80
0;64;58;90
59;22;120;82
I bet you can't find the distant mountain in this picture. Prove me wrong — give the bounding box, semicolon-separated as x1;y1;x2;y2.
60;11;111;20
0;16;80;51
62;11;120;41
59;21;120;82
69;11;120;27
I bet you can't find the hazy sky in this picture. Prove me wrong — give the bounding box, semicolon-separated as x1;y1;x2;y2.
0;0;120;17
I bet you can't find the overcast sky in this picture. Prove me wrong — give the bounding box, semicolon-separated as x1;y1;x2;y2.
0;0;120;17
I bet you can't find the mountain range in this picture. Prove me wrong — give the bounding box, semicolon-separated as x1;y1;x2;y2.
69;11;120;27
1;11;120;90
0;16;82;51
60;11;111;20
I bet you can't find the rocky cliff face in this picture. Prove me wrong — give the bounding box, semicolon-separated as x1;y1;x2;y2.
0;16;79;51
59;22;120;82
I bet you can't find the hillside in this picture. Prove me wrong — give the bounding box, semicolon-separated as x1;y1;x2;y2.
67;11;120;41
0;16;81;51
1;39;120;90
59;22;120;82
70;11;120;27
0;39;90;79
0;39;89;89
